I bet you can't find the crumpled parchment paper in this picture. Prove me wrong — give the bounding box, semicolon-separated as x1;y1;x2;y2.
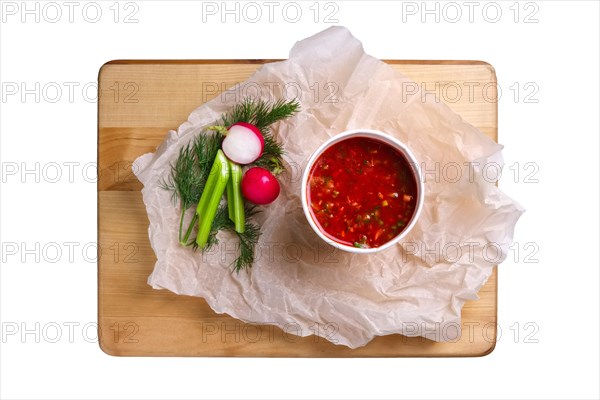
133;26;524;348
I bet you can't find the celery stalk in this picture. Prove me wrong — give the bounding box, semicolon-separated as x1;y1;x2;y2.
195;151;220;223
196;150;230;248
226;174;235;221
228;161;245;233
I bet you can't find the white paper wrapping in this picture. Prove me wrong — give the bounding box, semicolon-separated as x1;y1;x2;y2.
133;26;524;349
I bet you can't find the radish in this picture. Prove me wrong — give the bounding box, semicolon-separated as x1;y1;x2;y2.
222;122;264;165
241;167;280;205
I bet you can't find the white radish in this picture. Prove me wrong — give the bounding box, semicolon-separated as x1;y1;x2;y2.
222;122;264;164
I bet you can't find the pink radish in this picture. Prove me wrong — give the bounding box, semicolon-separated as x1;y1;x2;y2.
241;167;280;205
222;122;264;164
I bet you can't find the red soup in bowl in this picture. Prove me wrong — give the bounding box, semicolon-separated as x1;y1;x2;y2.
302;130;422;252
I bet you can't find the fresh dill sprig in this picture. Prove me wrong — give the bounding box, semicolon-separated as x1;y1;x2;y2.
219;98;299;129
160;142;201;242
220;97;300;132
254;98;301;128
232;222;260;272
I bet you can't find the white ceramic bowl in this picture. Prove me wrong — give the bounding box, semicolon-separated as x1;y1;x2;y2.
301;129;424;254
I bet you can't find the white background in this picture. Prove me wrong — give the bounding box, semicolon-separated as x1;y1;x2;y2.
0;1;598;399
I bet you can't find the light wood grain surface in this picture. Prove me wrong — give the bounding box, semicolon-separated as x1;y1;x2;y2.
98;60;498;357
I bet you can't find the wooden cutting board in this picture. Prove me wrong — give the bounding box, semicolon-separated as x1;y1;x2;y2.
98;60;498;356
